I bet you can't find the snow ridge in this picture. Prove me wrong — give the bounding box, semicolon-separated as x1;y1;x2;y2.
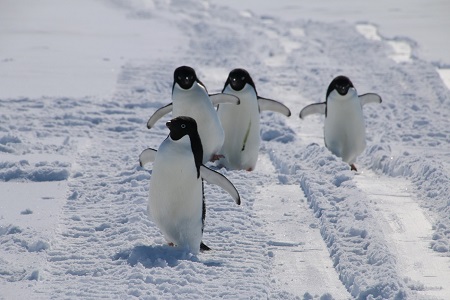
267;143;408;299
365;144;450;253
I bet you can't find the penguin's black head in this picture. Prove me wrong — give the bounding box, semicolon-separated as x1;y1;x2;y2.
223;68;257;93
166;116;198;141
166;116;203;178
174;66;198;90
327;75;354;98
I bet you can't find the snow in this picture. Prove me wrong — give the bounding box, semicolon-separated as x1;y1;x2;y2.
1;0;449;299
0;0;184;98
355;171;450;299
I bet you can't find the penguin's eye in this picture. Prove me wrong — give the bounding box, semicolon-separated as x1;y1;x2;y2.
181;124;186;129
241;76;245;81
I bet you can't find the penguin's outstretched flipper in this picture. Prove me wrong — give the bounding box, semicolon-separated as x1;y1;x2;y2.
147;103;173;129
139;148;157;167
258;97;291;117
209;93;240;107
299;102;326;119
359;93;382;106
200;165;241;205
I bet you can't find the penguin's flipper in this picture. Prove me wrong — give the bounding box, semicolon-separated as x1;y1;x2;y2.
257;97;291;117
139;148;157;167
209;93;240;107
299;102;326;119
200;165;241;205
359;93;382;106
147;103;173;129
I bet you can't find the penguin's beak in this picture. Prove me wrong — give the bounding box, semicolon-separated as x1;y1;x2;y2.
337;85;348;96
166;120;172;129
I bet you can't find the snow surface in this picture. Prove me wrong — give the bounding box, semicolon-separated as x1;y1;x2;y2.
1;0;449;299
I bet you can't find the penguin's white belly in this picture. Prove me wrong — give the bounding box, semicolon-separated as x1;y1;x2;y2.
219;104;260;170
148;142;203;253
324;101;366;164
173;89;224;162
218;87;260;170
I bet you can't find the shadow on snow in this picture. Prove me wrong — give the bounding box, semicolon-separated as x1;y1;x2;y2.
112;244;223;268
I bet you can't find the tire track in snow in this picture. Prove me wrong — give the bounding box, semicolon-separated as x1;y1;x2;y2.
254;152;351;299
355;170;450;300
247;17;408;297
38;107;146;298
251;13;448;298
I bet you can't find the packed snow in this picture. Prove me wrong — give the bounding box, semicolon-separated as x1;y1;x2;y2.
1;0;449;299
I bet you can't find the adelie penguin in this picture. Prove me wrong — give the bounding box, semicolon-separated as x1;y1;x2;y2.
139;116;241;254
146;66;240;163
299;75;382;171
217;68;291;171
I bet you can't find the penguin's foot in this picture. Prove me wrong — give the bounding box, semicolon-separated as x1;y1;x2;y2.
200;242;211;251
350;164;357;171
168;242;175;247
210;154;225;162
246;167;253;172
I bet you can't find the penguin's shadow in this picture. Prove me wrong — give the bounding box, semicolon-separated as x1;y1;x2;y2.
113;245;223;268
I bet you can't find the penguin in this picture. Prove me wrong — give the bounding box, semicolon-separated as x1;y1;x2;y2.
146;66;240;163
299;75;382;171
217;68;291;171
140;116;240;254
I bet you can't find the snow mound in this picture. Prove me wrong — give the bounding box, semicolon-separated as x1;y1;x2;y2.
0;160;70;182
